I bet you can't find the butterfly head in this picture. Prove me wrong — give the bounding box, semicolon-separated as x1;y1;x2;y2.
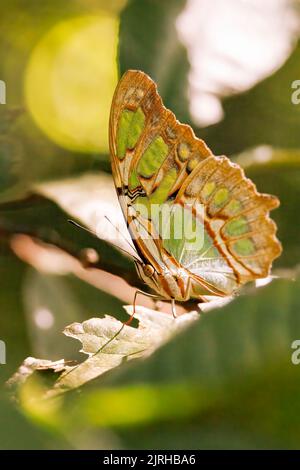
134;260;161;292
134;259;155;280
134;260;183;301
141;263;155;278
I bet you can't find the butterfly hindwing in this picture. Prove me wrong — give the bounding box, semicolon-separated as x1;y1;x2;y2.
174;155;281;290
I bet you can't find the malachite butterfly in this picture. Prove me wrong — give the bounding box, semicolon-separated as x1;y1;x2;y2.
109;70;282;313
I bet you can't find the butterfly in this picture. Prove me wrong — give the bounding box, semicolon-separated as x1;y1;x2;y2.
109;70;282;317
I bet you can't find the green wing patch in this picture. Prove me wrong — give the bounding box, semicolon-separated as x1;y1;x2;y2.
116;107;145;159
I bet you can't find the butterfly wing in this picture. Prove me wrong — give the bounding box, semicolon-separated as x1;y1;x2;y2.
109;70;212;267
109;70;282;300
174;155;281;296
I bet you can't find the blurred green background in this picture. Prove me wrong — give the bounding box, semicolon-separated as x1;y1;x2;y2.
1;0;300;449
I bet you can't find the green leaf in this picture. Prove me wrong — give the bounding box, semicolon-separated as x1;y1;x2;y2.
0;257;30;384
9;273;300;448
119;0;191;123
0;393;69;450
0;174;138;284
87;275;299;448
0;107;22;135
202;41;300;155
34;172;137;263
0;108;23;194
22;269;124;360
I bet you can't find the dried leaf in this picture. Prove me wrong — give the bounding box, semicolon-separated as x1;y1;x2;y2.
9;307;199;397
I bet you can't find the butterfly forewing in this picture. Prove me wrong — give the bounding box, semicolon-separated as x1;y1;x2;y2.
110;70;212;202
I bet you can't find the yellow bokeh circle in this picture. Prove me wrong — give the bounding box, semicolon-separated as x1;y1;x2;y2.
25;14;119;153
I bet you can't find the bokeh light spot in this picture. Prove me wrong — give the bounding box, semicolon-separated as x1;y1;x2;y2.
25;14;119;153
34;307;54;330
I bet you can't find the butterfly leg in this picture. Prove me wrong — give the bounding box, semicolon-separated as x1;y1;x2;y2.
171;299;177;319
99;290;151;349
124;289;162;326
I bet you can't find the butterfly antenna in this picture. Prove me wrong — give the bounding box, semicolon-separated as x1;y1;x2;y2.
68;219;141;262
68;219;97;237
104;215;140;258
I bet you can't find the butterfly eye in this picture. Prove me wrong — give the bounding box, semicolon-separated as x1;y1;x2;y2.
143;264;155;277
